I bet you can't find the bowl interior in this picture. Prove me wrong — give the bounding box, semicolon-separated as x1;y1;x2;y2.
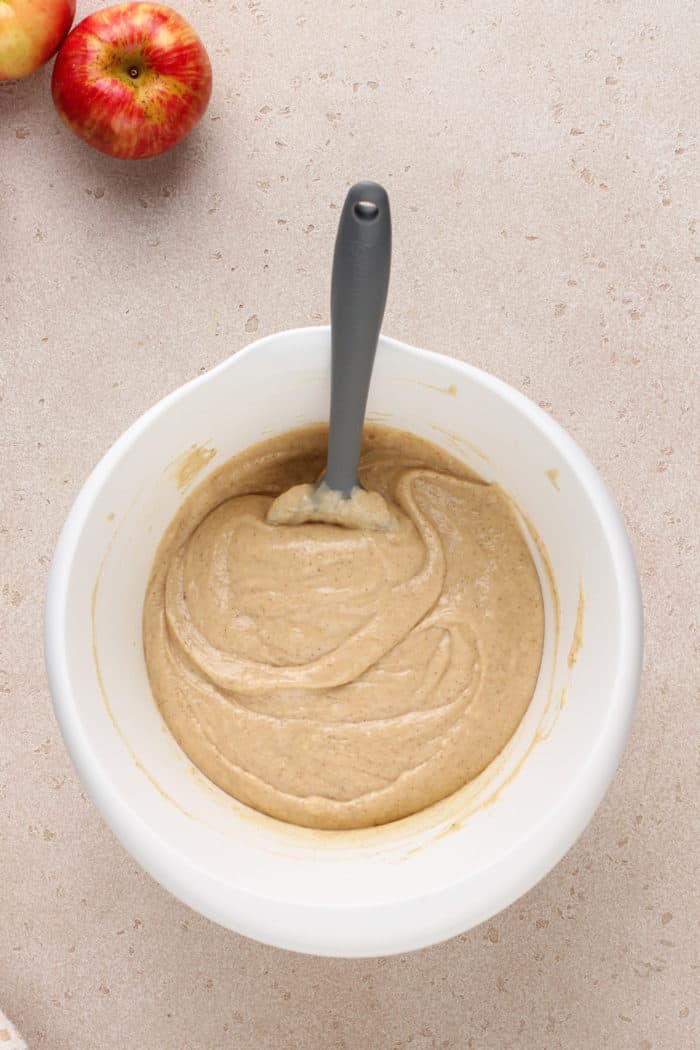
48;327;640;955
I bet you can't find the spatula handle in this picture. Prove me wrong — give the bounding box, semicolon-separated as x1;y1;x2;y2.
325;181;392;497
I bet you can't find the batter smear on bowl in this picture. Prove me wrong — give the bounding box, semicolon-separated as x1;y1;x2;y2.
143;423;544;830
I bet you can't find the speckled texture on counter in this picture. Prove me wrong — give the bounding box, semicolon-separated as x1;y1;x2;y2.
1;1;697;1047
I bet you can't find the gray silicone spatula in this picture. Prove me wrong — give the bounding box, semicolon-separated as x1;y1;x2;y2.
267;180;394;529
324;179;392;497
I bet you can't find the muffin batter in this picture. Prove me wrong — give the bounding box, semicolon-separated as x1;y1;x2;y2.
143;424;544;830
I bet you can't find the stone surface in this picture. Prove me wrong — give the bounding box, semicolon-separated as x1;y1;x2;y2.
0;1;697;1047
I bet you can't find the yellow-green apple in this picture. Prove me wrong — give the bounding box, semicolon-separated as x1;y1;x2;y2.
0;0;75;80
51;2;212;159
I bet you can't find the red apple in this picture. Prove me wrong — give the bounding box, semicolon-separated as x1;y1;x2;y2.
51;2;212;159
0;0;75;80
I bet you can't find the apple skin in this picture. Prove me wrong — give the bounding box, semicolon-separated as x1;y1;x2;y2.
0;0;75;80
51;2;212;159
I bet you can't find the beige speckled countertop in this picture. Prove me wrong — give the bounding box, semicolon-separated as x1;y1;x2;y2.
1;1;697;1047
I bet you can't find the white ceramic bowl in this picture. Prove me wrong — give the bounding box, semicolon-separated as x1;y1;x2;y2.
45;327;642;957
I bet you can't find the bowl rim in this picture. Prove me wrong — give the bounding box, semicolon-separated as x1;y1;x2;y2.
45;326;643;956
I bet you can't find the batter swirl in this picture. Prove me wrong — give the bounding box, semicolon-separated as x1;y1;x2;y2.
144;425;544;829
